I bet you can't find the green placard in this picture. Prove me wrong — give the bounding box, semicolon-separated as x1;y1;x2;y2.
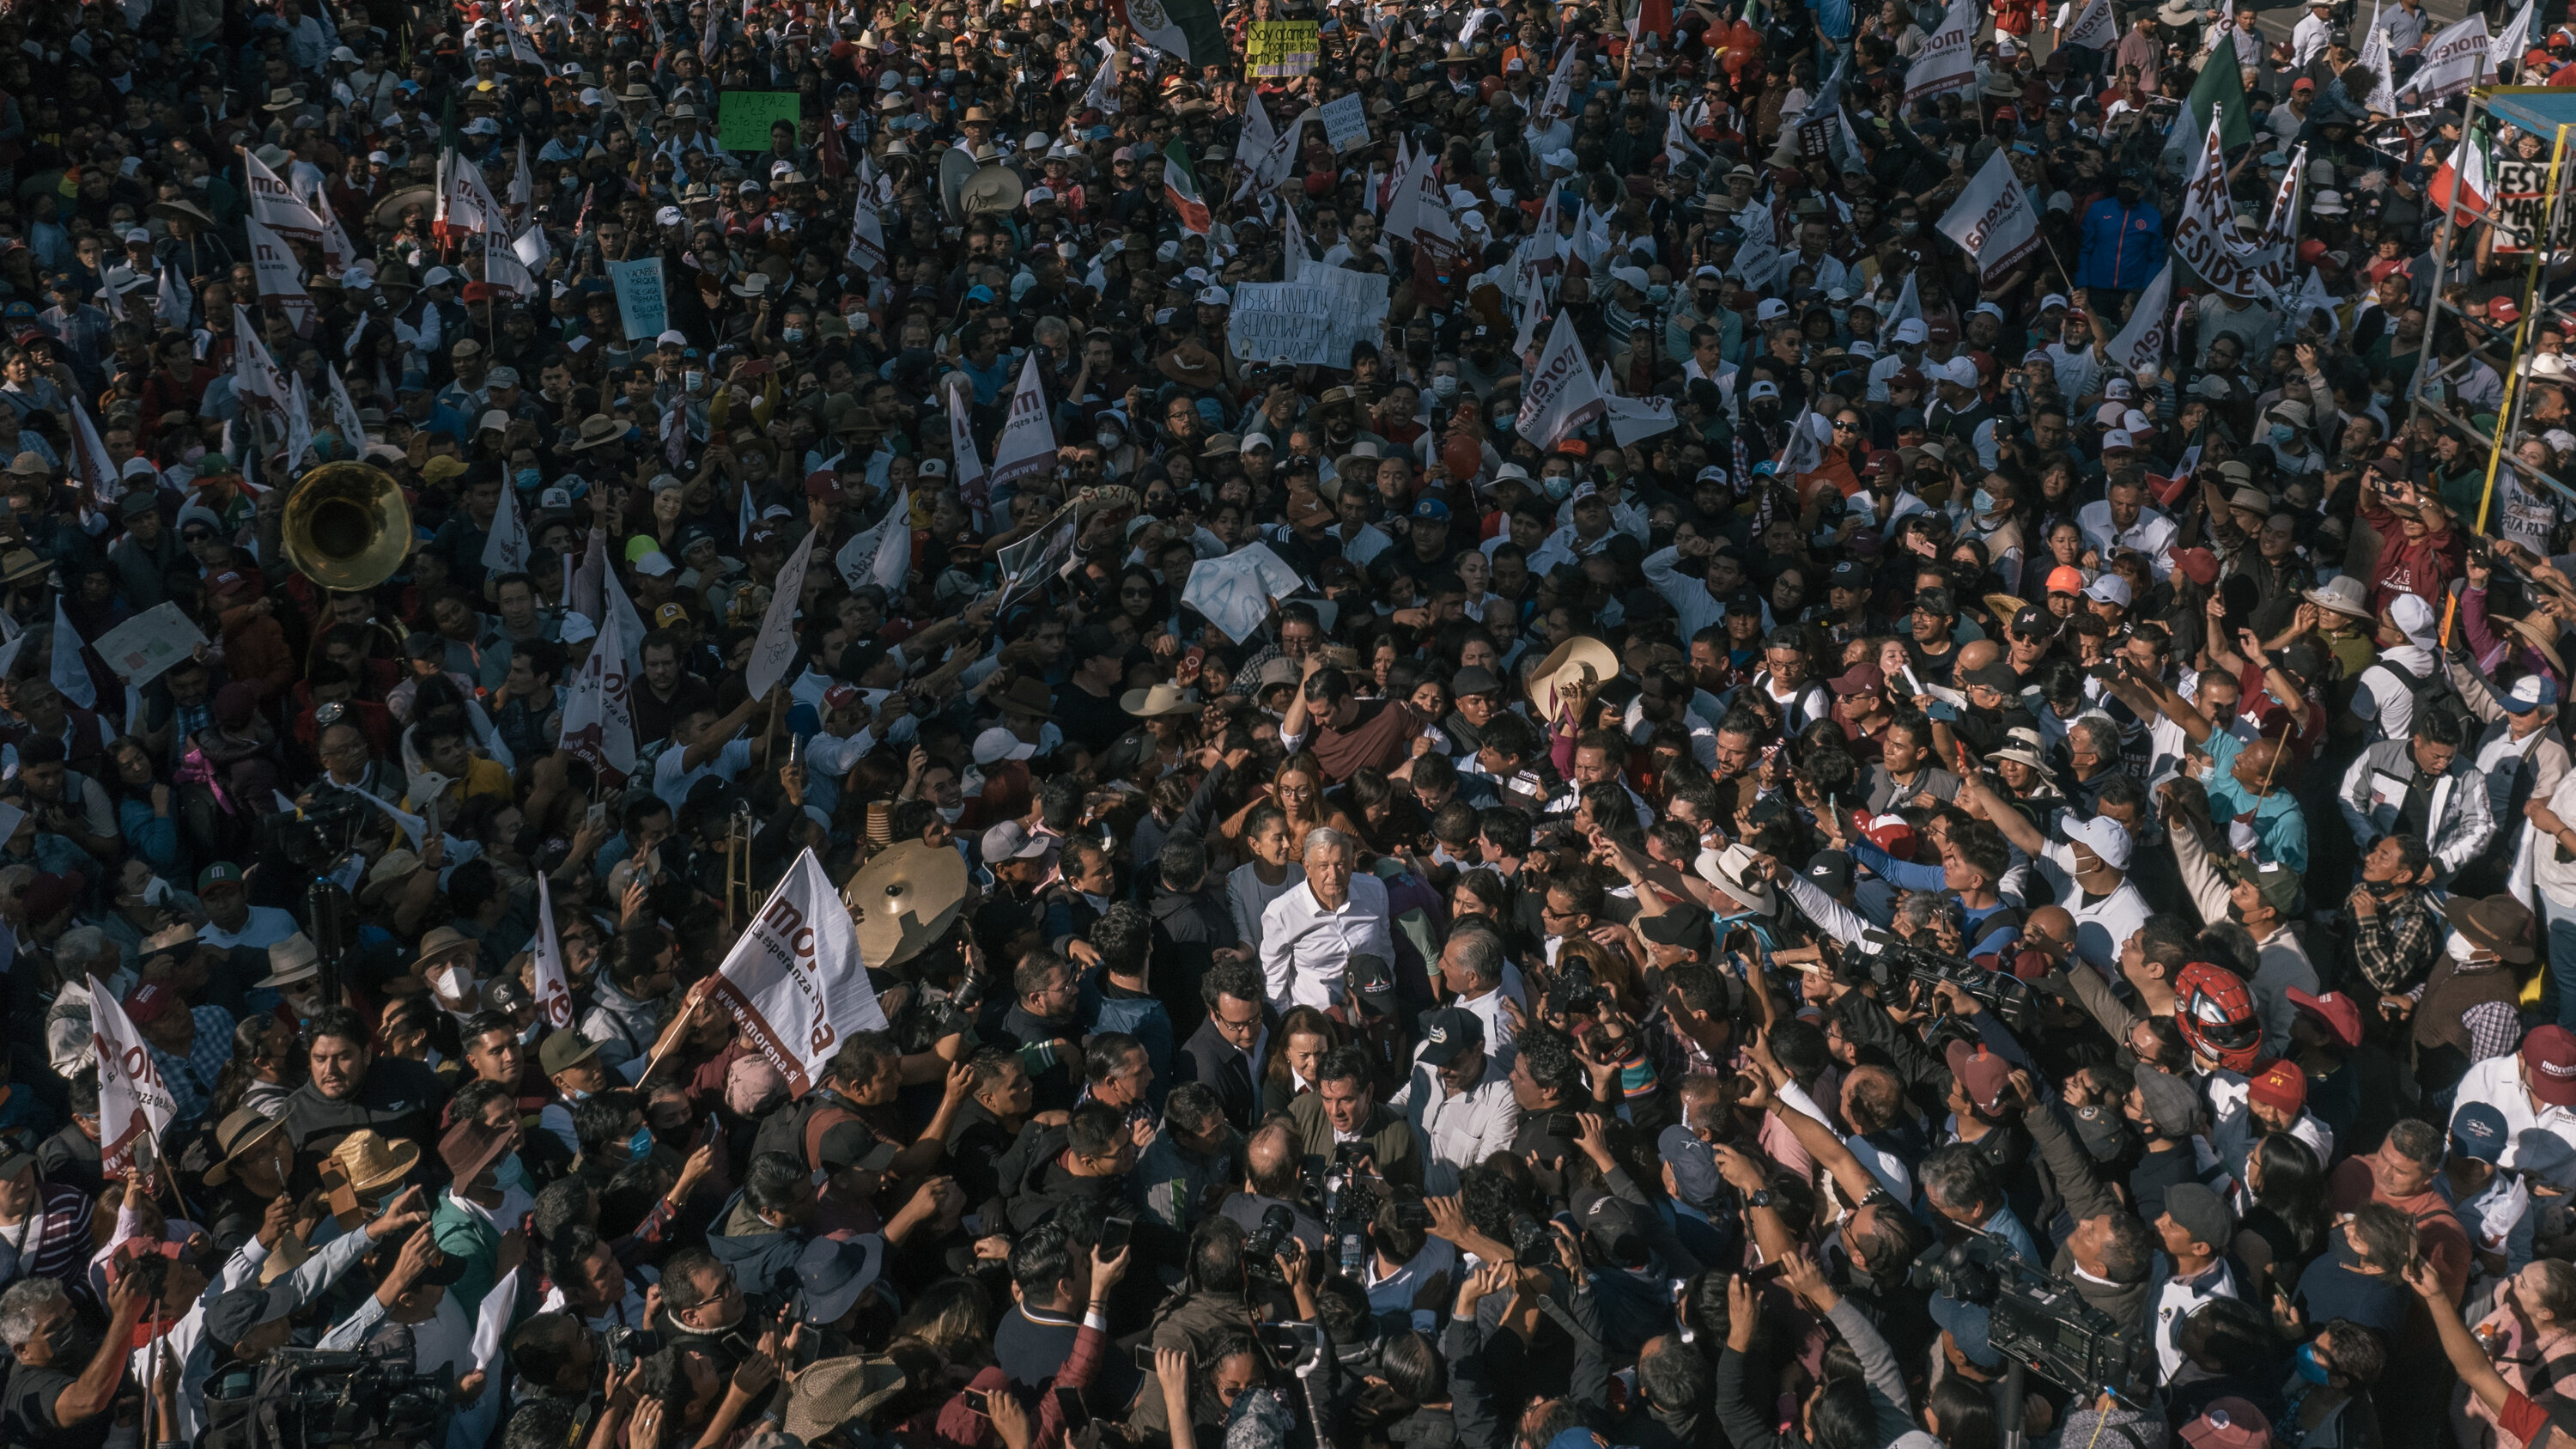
719;91;803;150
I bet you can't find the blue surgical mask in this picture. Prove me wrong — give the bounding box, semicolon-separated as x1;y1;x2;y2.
1543;475;1572;501
782;327;805;344
515;466;540;490
628;1126;655;1161
2293;1342;2332;1385
1972;488;1996;515
1493;415;1513;434
939;67;957;82
2270;423;2296;444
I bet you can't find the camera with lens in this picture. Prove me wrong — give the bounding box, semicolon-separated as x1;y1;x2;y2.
601;1325;660;1373
1244;1203;1298;1283
1509;1213;1556;1269
1841;929;2041;1034
1546;959;1605;1018
258;790;373;873
261;1344;456;1449
1907;1237;2148;1399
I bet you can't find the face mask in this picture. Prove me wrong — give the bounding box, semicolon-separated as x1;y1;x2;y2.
782;327;805;344
939;68;957;82
1493;415;1513;434
1972;488;1996;515
515;466;540;490
1543;475;1572;501
1899;220;1919;234
2293;1342;2333;1385
2270;423;2296;444
2446;930;2486;964
1097;429;1123;450
936;803;964;823
628;1125;656;1161
1647;283;1672;307
1431;375;1459;399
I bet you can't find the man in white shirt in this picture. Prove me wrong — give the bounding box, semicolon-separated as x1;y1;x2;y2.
652;689;772;810
2354;593;2442;743
1259;829;1392;1011
2075;476;2180;574
1387;1008;1519;1194
2291;0;2335;64
1437;928;1522;1073
2450;1026;2576;1170
1969;783;2153;977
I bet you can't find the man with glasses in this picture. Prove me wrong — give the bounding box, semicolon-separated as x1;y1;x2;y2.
1177;961;1270;1131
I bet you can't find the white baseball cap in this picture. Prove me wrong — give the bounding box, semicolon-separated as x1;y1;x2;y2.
2063;814;2133;871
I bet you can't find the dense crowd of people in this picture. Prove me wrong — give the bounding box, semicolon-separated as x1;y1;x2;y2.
0;0;2574;1448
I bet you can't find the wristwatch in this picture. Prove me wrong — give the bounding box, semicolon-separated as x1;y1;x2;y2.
1747;1189;1776;1210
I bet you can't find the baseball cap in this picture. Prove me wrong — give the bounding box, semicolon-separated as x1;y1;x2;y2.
123;983;179;1026
1943;1040;2014;1116
1656;1125;1724;1209
538;1030;602;1075
2063;814;2133;871
2085;574;2134;607
2524;1025;2576;1107
1415;1008;1484;1067
980;819;1054;861
2163;1182;2235;1255
2181;1398;2271;1449
1830;662;1885;697
2287;989;2363;1050
972;727;1037;766
817;1119;901;1174
2247;1059;2307;1117
2451;1101;2508;1162
197;861;246;891
2045;565;2087;595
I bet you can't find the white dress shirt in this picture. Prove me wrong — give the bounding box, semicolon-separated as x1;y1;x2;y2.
1388;1049;1522;1194
2451;1054;2576;1170
1259;873;1394;1011
2075;499;2180;576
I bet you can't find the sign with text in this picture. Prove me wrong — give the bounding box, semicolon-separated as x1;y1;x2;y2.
607;257;667;341
2489;160;2566;252
719;91;804;150
1225;282;1337;364
1245;21;1320;76
91;603;208;687
1317;92;1370;152
1307;265;1390;368
1183;543;1306;643
708;849;887;1098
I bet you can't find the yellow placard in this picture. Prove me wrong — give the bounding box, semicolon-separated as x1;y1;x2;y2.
1246;21;1319;76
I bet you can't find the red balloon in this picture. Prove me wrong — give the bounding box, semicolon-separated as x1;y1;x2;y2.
1443;432;1483;483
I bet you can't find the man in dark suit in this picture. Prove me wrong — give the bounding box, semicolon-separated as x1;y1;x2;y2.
1175;961;1270;1132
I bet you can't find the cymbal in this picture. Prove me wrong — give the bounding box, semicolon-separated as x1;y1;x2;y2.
842;838;969;970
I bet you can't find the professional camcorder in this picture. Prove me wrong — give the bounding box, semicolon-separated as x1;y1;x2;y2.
1909;1237;2148;1400
258;790;374;873
1838;929;2042;1034
260;1344;456;1449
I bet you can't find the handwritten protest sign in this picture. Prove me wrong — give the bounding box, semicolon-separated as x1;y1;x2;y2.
91;603;209;687
1307;265;1390;368
1225;283;1336;365
608;257;667;339
1245;21;1320;75
1317;93;1370;152
1183;544;1304;643
720;91;803;150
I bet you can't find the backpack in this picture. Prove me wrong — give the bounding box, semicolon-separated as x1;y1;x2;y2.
2372;652;2462;737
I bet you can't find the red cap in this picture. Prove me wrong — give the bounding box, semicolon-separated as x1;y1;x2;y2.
2493;298;2524;324
2046;565;2087;595
123;982;178;1026
2524;1025;2576;1107
1927;321;1959;343
2182;1398;2272;1449
461;281;499;303
1830;662;1886;697
2287;988;2363;1050
2174;547;2220;587
804;470;843;501
1891;366;1927;392
2291;76;2316;90
210;569;251;595
1860;813;1919;859
823;683;860;713
2297;239;2329;266
1944;1040;2014;1116
2247;1058;2307;1116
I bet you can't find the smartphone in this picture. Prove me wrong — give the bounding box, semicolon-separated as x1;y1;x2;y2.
961;1390;992;1416
1544;1111;1583;1138
1053;1387;1091;1432
1132;1344;1161;1371
586;801;608;832
1743;1258;1789;1283
1099;1216;1134;1256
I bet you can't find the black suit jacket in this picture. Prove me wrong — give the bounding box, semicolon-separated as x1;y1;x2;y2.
1176;1016;1262;1131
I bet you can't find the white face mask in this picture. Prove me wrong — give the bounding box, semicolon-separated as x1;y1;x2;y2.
684;370;705;390
2446;930;2488;964
431;964;473;1002
936;803;964;823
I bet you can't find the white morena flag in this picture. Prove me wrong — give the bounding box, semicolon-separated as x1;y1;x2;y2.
2168;107;2264;299
51;595;94;709
483;473;532;575
1598;367;1678;447
1242;105;1310;200
245;216;317;335
69;398;118;506
2059;0;2116;48
513;221;554;277
155;263;190;330
988;352;1059;490
2107;261;2178;374
283;375;316;472
309;189;357;273
531;873;574;1030
325;362;370;454
1543;45;1577;118
241;145;327;236
1935;149;2043;284
1082;51;1121;114
2248;147;2305;291
1663;111;1708;169
869;493;911;593
845;189;887;275
947;378;987;505
93;979;175;1174
485;234;537;299
1516;312;1606;451
745;525;818;701
510;138;534;215
2402;12;2491;99
1905;0;1978;106
2363;26;2400;113
709;849;890;1097
1234;93;1278;201
2282;267;2338;334
1282;203;1312;283
1885;269;1923;332
1779;406;1828;476
556;588;638;776
231;306;291;415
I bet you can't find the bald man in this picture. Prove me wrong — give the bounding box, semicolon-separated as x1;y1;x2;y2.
1216;1122;1327;1251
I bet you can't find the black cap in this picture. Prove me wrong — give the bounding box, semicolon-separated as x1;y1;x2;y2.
1637;910;1716;955
1723;589;1763;616
1806;849;1854;892
1913;586;1955;617
1963;661;2020;691
1582;1192;1653;1268
2012;606;2057;637
817;1120;899;1174
1416;1008;1484;1066
1829;559;1869;588
205;1286;294;1349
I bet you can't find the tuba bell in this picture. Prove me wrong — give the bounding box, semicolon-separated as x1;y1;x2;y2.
281;461;413;593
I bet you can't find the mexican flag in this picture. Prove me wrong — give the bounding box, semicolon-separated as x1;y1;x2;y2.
1164;139;1212;234
2430;124;2493;227
2166;47;2254;164
1115;0;1224;64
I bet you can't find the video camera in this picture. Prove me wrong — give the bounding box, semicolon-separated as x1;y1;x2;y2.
1841;929;2041;1035
257;790;374;873
1245;1203;1299;1284
263;1345;455;1449
1908;1237;2148;1401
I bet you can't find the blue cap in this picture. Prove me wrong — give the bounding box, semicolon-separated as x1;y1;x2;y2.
1656;1124;1723;1209
2503;675;2561;714
2452;1102;2509;1162
1929;1295;2004;1369
965;284;996;303
1413;498;1450;521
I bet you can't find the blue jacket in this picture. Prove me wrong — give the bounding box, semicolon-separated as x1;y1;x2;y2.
2075;197;2165;291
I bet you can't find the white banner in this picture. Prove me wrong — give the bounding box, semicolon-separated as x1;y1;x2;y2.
93;981;175;1174
1542;46;1577;118
1308;265;1390;368
557;587;638;777
51;596;94;709
2402;13;2489;99
835;495;914;593
744;525;817;702
1936;149;2043;285
987;351;1059;490
709;849;889;1097
1182;543;1305;644
532;873;574;1031
1905;0;1979;106
241;146;327;238
243;216;315;336
845;190;886;275
2168;108;2264;300
2061;0;2116;47
1317;92;1370;152
947;378;987;506
2108;261;2178;374
2247;145;2304;294
1516;312;1606;451
1601;378;1679;447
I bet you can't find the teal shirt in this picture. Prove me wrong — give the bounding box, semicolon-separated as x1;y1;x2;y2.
2201;730;2311;874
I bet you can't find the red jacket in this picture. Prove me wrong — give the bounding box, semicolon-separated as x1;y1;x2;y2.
2362;500;2466;615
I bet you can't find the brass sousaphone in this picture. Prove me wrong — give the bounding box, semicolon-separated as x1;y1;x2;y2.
281;461;413;592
